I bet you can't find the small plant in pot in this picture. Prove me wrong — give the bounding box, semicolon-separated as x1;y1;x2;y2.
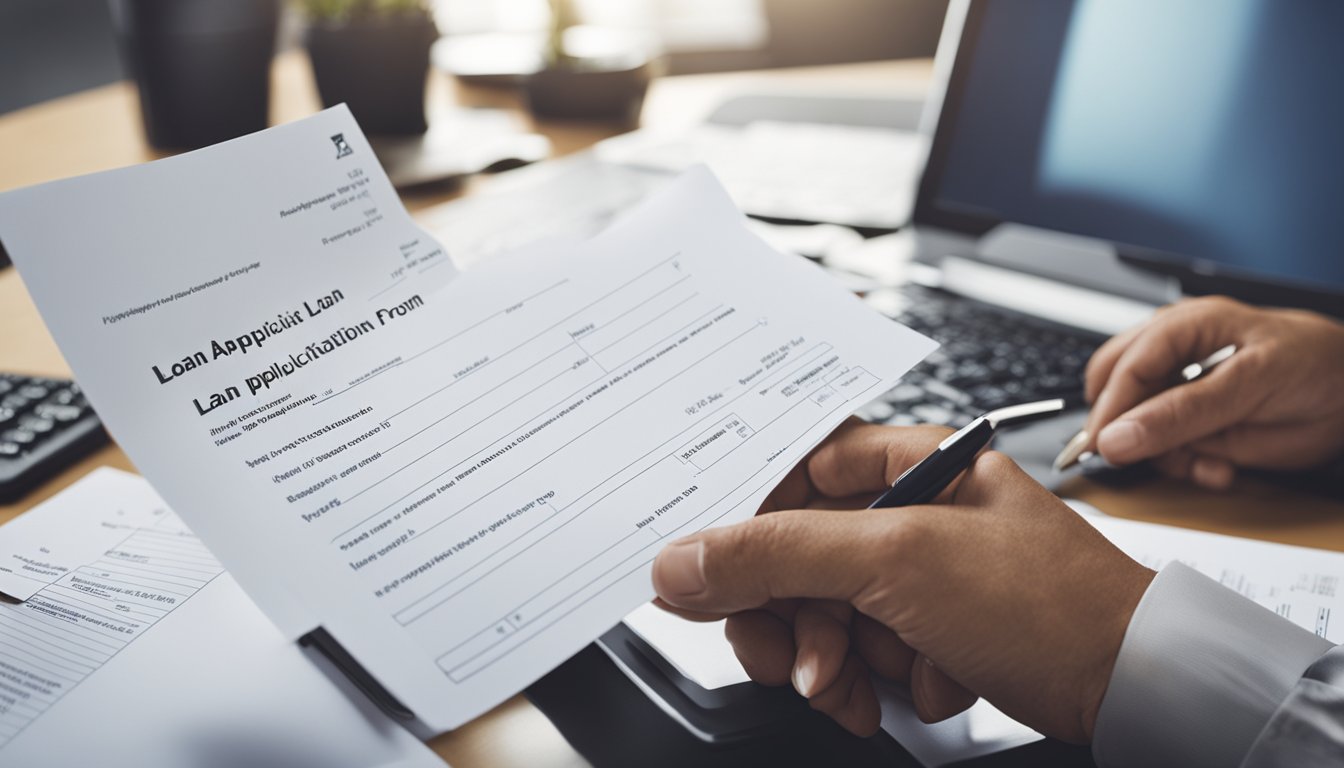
523;0;657;125
302;0;438;135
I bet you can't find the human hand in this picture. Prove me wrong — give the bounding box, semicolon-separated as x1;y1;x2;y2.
652;421;1154;743
1081;296;1344;489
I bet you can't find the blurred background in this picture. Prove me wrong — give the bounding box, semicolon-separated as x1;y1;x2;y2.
0;0;948;234
1;0;945;116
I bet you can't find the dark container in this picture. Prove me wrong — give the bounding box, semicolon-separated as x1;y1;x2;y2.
306;13;438;136
110;0;279;150
523;61;653;126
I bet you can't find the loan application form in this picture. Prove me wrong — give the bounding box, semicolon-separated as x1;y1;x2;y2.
0;109;935;730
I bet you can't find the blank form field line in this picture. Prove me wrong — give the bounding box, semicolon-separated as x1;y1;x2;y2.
590;290;699;358
366;275;408;302
332;298;728;543
395;323;761;553
4;611;120;653
437;378;878;678
314;278;573;408
0;621;105;666
0;626;101;674
337;356;583;513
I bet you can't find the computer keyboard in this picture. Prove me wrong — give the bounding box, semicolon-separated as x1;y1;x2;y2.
858;285;1105;428
0;373;107;501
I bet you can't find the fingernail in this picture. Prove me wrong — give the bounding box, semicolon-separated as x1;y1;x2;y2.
653;539;705;598
1192;457;1234;490
1079;451;1117;473
1098;420;1142;460
1052;429;1089;472
793;656;818;697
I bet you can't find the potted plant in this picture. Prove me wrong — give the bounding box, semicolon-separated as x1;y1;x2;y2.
111;0;280;149
301;0;438;135
522;0;657;125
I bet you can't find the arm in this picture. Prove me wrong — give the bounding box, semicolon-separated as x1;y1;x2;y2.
1242;645;1344;767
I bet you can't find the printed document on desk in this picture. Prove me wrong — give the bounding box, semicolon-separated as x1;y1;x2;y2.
0;468;445;768
0;111;935;730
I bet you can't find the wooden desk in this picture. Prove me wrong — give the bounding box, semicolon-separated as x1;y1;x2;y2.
1;51;1341;767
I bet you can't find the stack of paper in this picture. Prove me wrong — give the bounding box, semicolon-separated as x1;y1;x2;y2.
0;107;935;731
0;468;444;767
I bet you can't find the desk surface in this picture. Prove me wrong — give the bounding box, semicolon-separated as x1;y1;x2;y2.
2;52;1342;768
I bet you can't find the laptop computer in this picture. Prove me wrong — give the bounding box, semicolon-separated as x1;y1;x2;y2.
852;0;1344;486
600;0;1344;753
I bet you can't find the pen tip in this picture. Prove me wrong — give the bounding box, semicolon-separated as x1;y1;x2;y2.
1052;429;1089;473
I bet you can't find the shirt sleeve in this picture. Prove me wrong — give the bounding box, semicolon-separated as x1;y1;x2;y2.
1091;561;1335;768
1242;644;1344;767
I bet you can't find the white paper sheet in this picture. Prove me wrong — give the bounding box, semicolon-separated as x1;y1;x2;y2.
0;468;444;768
596;122;926;230
0;110;935;730
1073;501;1344;642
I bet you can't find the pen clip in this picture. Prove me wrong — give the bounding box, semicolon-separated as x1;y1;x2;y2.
982;398;1065;429
1180;344;1237;382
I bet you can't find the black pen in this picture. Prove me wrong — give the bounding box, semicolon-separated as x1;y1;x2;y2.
868;399;1066;508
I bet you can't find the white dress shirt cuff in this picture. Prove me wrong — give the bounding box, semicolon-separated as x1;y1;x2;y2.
1091;561;1334;768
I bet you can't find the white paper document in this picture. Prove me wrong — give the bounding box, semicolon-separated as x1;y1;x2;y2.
0;467;444;768
0;109;935;730
1076;502;1344;642
597;122;927;230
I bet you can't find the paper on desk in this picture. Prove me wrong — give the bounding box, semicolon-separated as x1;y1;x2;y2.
596;121;926;230
0;467;445;768
0;108;935;731
1073;501;1344;642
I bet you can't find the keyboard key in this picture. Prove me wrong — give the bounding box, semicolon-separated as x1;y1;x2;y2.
0;442;20;458
0;406;15;426
1;429;37;446
44;388;79;406
882;384;925;404
17;385;49;400
859;401;897;421
922;379;973;407
34;403;82;423
1;394;29;411
911;404;955;424
19;416;55;434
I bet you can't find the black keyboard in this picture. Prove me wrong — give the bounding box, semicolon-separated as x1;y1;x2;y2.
0;373;107;501
858;285;1105;427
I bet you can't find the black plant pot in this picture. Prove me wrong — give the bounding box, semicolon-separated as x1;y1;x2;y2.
524;60;653;126
110;0;279;150
306;14;438;136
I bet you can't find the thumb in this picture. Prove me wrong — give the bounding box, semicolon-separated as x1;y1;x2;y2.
652;508;888;614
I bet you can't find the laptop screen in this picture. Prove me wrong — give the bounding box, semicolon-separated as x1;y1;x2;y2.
916;0;1344;294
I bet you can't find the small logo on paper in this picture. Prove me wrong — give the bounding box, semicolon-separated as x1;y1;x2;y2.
331;134;353;159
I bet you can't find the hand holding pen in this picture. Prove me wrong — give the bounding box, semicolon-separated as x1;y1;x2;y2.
1052;297;1344;489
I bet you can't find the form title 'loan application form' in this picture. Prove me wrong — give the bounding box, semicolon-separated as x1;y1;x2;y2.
0;108;934;730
